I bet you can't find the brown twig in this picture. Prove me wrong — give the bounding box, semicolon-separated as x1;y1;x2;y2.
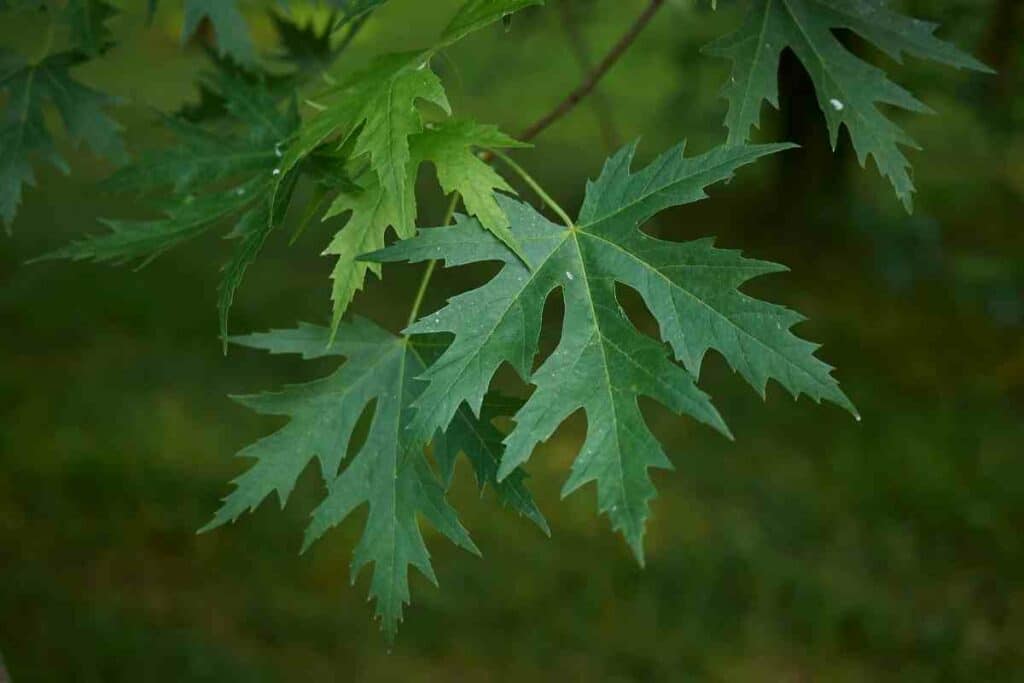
481;0;665;160
558;0;621;150
518;0;665;141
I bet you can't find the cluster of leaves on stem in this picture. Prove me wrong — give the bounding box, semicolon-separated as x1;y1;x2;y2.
2;0;988;638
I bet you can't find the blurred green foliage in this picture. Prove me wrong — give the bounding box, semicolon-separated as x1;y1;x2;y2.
1;0;1022;680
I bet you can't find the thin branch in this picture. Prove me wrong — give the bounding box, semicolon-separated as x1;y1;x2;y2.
558;0;621;150
405;193;459;330
518;0;665;144
479;0;665;162
492;150;575;229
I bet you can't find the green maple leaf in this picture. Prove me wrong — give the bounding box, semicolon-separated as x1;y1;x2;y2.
1;48;125;230
280;53;526;335
441;0;545;45
277;53;449;231
39;71;300;346
321;118;526;334
203;319;542;638
368;140;856;560
704;0;991;211
182;0;256;66
322;177;411;334
413;119;528;259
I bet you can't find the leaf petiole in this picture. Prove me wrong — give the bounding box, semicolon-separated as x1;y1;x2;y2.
404;191;460;331
288;186;329;245
490;149;574;230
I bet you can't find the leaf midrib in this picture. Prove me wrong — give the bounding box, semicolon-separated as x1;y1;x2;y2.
569;235;640;539
578;229;840;395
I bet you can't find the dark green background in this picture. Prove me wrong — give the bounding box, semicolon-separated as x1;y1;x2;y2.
2;1;1022;680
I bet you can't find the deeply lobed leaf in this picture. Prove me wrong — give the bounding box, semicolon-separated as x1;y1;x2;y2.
282;54;526;336
368;140;855;560
1;49;125;230
705;0;991;210
204;319;544;639
413;119;529;259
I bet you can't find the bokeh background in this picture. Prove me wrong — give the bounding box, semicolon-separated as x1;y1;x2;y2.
2;1;1022;680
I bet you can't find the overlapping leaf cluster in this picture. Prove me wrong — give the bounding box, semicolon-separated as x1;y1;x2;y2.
272;47;532;335
190;0;550;639
25;0;989;641
47;0;539;348
1;1;392;230
370;140;857;560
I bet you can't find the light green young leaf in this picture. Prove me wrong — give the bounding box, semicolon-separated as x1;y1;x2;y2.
704;0;991;211
203;318;479;640
322;176;413;335
319;118;528;336
367;140;855;560
351;63;448;234
280;54;453;334
412;119;528;260
275;52;447;231
441;0;545;45
182;0;256;65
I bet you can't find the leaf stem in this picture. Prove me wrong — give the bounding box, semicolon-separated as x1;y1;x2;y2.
490;149;574;230
404;0;666;328
288;186;329;245
405;192;460;332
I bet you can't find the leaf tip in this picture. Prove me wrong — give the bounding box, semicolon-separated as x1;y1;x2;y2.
627;536;646;568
